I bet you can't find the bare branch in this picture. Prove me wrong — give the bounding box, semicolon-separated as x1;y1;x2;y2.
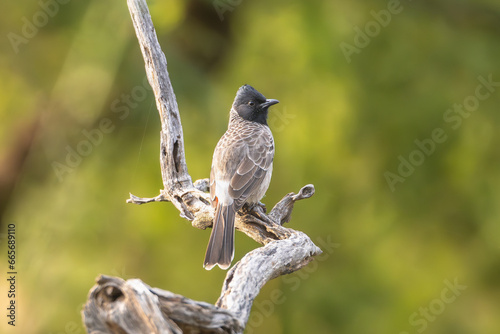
127;0;195;199
217;231;322;325
127;192;169;204
269;184;315;225
83;275;243;334
83;230;322;333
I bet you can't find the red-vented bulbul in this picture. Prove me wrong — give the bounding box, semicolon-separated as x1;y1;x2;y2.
204;85;279;270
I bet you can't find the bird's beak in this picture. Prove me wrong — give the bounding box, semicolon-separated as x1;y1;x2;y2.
261;99;279;109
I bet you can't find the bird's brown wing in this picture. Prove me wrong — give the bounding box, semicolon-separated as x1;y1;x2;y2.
228;127;274;209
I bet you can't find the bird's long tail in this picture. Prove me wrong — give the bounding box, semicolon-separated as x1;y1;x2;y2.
204;204;235;270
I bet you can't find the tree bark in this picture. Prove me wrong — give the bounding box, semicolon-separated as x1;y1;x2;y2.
82;0;321;333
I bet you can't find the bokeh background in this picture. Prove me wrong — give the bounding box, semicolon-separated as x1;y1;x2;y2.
1;0;500;333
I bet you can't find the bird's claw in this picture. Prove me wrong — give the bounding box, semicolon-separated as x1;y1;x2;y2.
243;202;276;226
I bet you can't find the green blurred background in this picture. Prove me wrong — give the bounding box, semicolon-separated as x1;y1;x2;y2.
1;0;500;333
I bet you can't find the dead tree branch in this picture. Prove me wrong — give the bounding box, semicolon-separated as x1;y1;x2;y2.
82;0;321;333
83;275;243;334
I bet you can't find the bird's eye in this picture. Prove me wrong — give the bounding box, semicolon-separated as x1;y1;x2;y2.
248;101;255;106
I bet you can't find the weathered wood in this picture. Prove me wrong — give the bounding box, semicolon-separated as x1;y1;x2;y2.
127;0;201;221
83;275;243;334
217;231;321;324
83;229;321;333
83;0;322;333
269;184;315;225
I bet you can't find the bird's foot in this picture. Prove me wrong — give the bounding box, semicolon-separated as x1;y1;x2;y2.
242;201;265;212
243;202;276;226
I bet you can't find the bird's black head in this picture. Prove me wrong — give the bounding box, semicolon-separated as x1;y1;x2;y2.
232;85;279;125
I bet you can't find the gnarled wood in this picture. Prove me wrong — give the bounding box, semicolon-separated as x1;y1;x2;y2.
83;228;321;333
83;275;243;334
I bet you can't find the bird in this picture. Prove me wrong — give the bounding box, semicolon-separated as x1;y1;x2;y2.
204;85;279;270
